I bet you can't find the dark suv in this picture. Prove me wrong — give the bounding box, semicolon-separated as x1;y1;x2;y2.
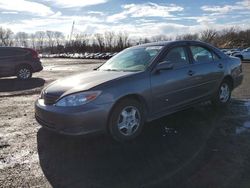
0;47;43;79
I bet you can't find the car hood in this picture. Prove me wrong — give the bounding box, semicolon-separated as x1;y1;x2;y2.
44;70;135;97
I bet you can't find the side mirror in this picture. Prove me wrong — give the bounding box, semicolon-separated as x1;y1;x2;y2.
155;61;174;72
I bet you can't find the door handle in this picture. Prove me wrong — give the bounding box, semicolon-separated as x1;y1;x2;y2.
188;70;195;76
218;63;223;69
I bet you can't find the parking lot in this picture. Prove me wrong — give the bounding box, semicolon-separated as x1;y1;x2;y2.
0;58;250;188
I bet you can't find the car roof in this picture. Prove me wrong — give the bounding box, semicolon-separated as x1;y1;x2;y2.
135;40;211;47
0;46;26;50
134;40;228;58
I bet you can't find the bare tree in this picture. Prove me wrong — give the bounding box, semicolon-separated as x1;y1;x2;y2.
138;37;151;44
116;32;129;50
0;27;13;46
176;33;199;40
15;32;29;47
54;31;64;46
238;29;250;48
35;31;46;51
104;31;115;51
94;33;105;52
67;33;89;52
151;34;172;42
29;33;36;49
46;31;56;53
216;27;239;48
200;29;218;44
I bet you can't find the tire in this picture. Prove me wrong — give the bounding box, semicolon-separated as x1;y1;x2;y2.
212;80;232;107
109;98;145;142
17;66;32;80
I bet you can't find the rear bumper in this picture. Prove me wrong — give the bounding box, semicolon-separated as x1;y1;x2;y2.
35;99;112;135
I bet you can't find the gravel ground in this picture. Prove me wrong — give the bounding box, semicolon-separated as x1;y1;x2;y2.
0;59;250;188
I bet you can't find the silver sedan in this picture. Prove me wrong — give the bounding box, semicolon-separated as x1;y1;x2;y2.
35;40;243;142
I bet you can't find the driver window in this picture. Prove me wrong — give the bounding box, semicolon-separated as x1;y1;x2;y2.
161;47;189;65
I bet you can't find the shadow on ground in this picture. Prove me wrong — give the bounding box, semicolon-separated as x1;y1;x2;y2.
37;100;249;188
0;78;45;92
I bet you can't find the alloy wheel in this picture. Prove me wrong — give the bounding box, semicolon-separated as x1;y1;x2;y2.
219;83;230;103
117;106;141;136
18;68;31;79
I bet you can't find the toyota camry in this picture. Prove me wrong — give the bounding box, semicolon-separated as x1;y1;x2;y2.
35;40;243;142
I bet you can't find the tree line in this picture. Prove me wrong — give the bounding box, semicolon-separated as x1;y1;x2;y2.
0;26;250;54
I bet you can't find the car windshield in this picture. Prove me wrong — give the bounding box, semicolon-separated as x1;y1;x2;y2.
98;46;163;72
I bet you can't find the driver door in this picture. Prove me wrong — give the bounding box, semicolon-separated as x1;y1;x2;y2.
150;46;197;115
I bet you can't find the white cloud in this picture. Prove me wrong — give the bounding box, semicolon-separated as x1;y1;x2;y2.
0;0;54;16
107;3;183;22
201;5;233;14
88;11;105;16
107;12;127;23
0;1;250;40
1;11;18;14
0;14;104;35
236;0;250;8
196;16;216;25
201;0;250;15
2;15;250;40
45;0;109;8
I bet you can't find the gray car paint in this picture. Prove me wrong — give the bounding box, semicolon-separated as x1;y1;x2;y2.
35;40;243;135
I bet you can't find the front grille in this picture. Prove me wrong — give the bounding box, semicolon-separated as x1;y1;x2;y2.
43;93;59;105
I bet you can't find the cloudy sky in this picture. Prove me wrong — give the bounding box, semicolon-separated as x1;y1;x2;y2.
0;0;250;38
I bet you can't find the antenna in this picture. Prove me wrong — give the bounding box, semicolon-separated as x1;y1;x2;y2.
69;21;75;42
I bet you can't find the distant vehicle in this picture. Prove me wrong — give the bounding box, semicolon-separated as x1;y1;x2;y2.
224;49;241;56
35;40;243;142
0;47;43;80
220;49;229;53
233;47;250;61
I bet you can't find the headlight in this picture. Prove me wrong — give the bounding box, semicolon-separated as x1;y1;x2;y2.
55;91;102;107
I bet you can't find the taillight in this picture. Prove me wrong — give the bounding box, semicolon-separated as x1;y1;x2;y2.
25;48;39;59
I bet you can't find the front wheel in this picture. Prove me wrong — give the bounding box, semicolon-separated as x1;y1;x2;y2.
212;81;232;106
109;99;145;142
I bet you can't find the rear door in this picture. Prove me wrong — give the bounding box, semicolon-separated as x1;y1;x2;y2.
187;45;225;98
0;48;27;76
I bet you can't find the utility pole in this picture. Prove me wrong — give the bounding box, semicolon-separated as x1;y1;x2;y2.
69;21;75;42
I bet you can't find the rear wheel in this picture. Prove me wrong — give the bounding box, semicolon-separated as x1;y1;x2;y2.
109;98;144;142
212;80;232;106
17;66;32;80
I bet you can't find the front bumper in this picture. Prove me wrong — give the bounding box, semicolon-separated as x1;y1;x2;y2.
32;60;43;72
35;99;112;135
